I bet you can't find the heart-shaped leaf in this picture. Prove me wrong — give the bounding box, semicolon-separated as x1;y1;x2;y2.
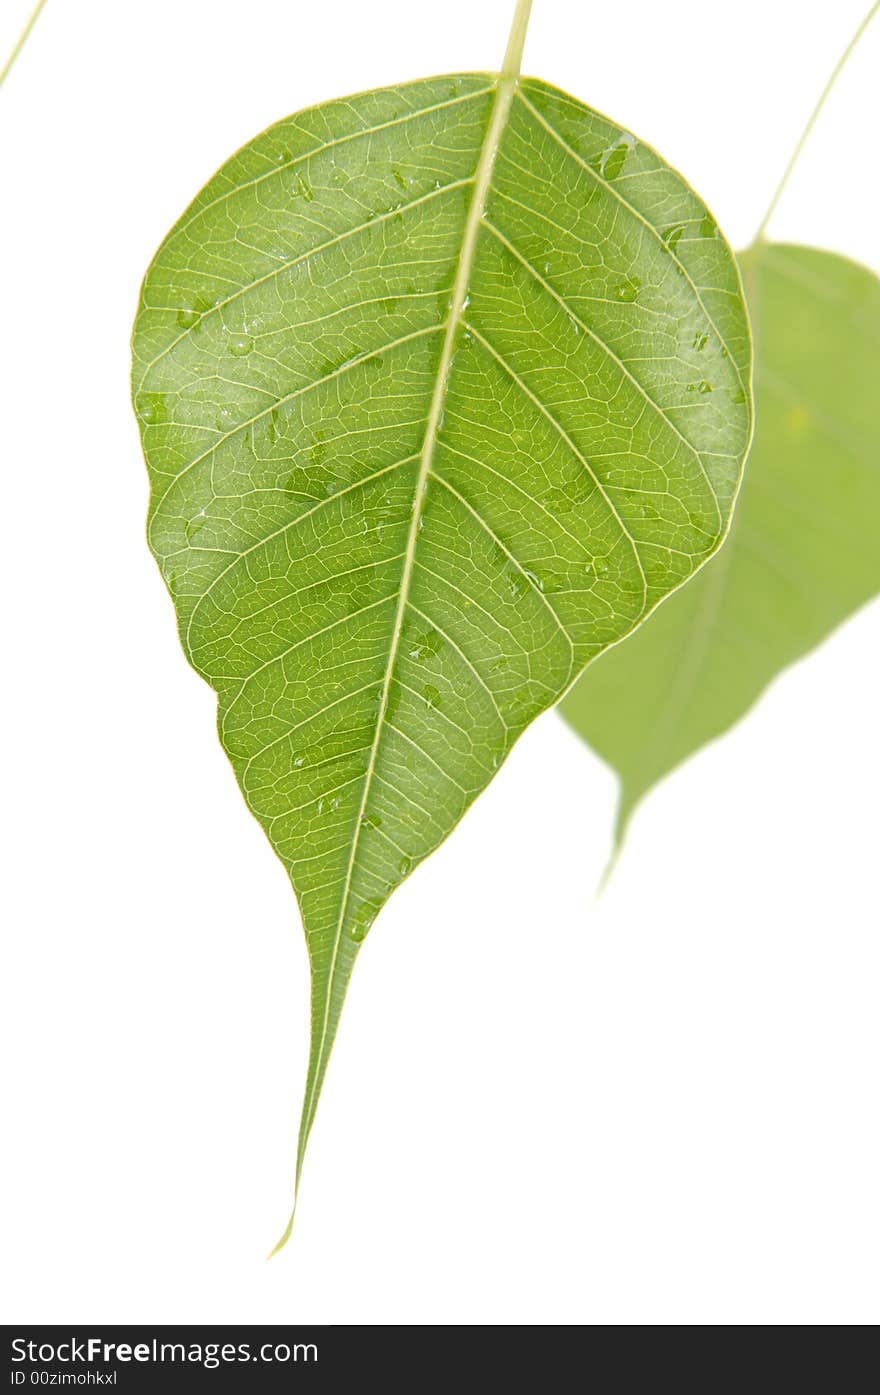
560;242;880;854
132;8;750;1244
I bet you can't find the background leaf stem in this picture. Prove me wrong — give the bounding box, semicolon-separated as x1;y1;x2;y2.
752;1;880;244
0;0;49;90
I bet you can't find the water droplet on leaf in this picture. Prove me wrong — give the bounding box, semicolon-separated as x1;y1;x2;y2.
408;629;443;661
663;224;685;250
601;139;631;179
137;392;167;425
349;900;379;943
615;275;641;303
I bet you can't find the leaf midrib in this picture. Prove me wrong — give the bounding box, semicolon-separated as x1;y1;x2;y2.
296;64;524;1159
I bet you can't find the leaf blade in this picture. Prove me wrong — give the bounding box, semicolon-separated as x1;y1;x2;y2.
132;70;751;1238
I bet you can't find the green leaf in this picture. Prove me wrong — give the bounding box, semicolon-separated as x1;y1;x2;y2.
560;242;880;853
132;40;751;1244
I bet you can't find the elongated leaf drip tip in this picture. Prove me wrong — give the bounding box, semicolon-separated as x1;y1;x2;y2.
267;1210;296;1261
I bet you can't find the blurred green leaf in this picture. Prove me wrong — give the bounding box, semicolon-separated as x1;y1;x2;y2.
561;243;880;854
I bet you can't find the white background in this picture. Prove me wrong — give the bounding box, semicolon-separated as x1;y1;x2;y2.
1;0;878;1326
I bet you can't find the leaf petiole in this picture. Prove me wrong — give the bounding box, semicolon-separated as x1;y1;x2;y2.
502;0;533;78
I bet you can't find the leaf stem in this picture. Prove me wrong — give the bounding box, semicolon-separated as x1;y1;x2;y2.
502;0;533;78
0;0;49;90
752;1;880;244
